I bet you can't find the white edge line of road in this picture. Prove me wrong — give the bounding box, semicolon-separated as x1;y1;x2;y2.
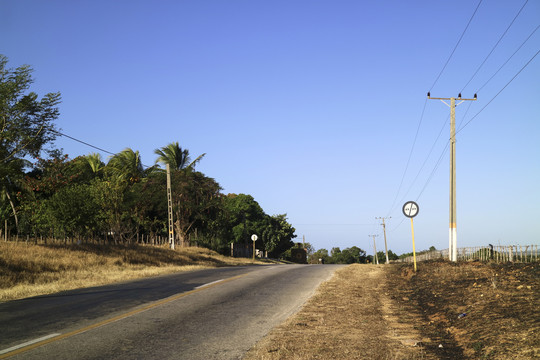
0;333;61;355
194;279;224;289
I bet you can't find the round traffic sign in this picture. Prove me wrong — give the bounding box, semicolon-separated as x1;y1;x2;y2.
251;234;258;242
402;201;419;218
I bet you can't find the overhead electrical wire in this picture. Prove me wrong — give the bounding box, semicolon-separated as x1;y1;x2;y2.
429;0;484;92
51;129;116;155
51;129;154;169
397;114;449;206
457;47;540;135
390;136;451;233
476;23;540;94
460;0;530;93
385;98;428;217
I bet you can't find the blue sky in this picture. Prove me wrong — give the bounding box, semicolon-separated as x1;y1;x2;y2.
2;0;539;255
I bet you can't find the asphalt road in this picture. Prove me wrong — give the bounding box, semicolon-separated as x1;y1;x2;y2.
0;264;343;359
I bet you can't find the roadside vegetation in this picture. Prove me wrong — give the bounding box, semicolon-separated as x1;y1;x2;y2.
0;241;267;302
246;260;539;359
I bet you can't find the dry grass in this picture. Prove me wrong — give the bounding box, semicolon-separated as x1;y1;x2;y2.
244;264;430;360
390;260;540;359
245;261;539;359
0;241;262;302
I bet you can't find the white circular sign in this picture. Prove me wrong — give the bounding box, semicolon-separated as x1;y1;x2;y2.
402;201;419;218
251;234;258;241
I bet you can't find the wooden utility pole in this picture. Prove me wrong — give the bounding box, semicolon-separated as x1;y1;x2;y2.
428;93;476;262
368;234;379;265
166;164;175;250
376;217;391;264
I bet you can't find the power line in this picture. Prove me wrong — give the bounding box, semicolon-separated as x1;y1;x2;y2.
417;141;450;202
295;223;374;226
476;23;540;94
429;0;484;92
457;47;540;134
396;114;449;209
386;98;428;217
51;129;154;169
460;0;530;93
51;129;116;155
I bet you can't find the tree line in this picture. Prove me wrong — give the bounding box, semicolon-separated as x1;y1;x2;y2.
0;55;296;257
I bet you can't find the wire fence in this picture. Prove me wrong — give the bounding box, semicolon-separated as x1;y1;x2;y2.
397;245;539;263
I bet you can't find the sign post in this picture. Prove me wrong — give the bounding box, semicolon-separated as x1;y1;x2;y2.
402;201;419;272
251;234;258;261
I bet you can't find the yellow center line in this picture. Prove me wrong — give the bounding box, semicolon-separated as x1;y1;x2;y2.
0;272;249;359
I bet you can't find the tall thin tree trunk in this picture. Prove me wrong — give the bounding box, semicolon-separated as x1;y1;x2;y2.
5;191;18;233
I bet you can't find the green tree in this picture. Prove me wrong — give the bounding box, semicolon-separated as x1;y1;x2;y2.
261;214;296;258
154;142;205;171
0;55;60;162
43;184;100;239
220;194;267;246
348;246;368;263
0;55;61;233
310;248;330;264
106;148;153;183
170;170;222;247
85;153;105;177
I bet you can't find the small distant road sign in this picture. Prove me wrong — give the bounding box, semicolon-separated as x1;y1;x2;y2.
251;234;258;242
402;201;419;218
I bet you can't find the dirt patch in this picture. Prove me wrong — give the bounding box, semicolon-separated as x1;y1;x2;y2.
246;261;539;359
244;264;432;359
389;260;540;359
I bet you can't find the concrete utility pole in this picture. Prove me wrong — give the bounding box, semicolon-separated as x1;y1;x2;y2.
428;92;476;262
368;235;379;265
166;164;175;250
376;217;391;264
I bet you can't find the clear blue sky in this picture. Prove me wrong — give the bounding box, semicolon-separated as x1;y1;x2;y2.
2;0;539;255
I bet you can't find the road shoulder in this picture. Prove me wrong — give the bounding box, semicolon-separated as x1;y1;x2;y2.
244;264;433;359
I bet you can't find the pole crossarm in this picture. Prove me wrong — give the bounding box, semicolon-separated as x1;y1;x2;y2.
427;96;477;101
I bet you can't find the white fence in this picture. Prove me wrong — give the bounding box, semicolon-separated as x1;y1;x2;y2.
398;244;539;263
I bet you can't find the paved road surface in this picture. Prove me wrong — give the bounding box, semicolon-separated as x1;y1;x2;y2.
1;264;343;359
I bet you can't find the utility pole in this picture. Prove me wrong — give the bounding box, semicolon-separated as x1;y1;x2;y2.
166;164;175;250
368;235;379;265
428;92;476;262
376;217;391;264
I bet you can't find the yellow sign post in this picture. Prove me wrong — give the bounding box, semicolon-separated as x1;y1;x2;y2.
410;218;417;272
403;201;419;272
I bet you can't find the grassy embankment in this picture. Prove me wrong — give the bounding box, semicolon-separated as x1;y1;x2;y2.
0;241;264;302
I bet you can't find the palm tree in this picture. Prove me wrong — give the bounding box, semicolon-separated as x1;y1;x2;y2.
85;153;104;176
107;148;146;183
154;142;206;171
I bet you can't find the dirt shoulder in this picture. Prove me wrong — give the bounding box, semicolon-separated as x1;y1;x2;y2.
245;261;539;359
245;264;433;360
